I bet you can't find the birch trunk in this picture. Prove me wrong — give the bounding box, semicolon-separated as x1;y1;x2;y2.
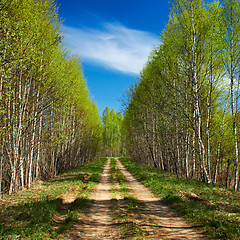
191;0;210;183
9;87;18;194
192;124;196;178
0;146;3;198
206;64;213;180
185;131;190;178
36;113;42;179
28;87;39;188
232;89;239;191
213;99;228;184
35;52;44;179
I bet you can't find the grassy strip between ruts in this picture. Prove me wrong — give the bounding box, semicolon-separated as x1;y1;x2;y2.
110;158;149;239
119;157;240;240
0;157;107;240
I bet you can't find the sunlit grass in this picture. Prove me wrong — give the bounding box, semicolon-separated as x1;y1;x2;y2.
119;157;240;240
0;158;107;239
110;158;148;239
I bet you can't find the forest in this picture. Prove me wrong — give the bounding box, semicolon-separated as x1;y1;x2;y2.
0;0;102;195
1;0;240;197
124;0;240;191
102;107;124;157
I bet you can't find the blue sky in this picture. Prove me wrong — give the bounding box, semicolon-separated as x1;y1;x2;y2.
55;0;170;115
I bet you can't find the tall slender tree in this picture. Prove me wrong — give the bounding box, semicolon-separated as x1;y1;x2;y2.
123;0;239;190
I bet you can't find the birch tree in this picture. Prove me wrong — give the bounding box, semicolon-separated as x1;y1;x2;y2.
220;0;240;191
123;0;239;190
0;0;102;195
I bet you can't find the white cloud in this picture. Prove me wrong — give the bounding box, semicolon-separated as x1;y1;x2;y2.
63;23;159;75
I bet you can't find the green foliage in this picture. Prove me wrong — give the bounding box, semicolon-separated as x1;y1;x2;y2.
120;158;240;240
123;0;240;189
102;107;124;157
0;158;106;239
0;0;102;194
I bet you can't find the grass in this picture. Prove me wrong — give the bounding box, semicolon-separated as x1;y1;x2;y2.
110;158;129;199
111;197;148;239
110;158;148;239
119;157;240;240
0;157;107;240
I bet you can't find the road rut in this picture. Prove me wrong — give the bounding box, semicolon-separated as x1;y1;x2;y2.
69;159;118;239
68;158;207;239
116;159;207;240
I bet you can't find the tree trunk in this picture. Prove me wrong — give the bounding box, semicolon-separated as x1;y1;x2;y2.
36;113;43;179
185;131;190;178
213;101;227;184
206;63;213;180
0;146;3;198
191;0;210;183
226;159;231;189
28;85;39;188
230;55;239;190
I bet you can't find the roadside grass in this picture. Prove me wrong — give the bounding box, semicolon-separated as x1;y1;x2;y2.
110;158;149;239
110;158;129;198
119;157;240;240
0;157;107;239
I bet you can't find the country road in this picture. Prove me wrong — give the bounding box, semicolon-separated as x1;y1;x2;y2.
67;158;207;239
116;159;207;240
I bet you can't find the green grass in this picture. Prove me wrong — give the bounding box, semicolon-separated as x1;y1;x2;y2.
110;158;148;239
119;157;240;240
0;158;107;239
110;158;129;197
112;196;148;239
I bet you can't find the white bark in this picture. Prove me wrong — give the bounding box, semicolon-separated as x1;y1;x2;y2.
191;1;210;183
28;88;39;188
185;131;190;178
0;146;3;198
36;113;42;179
213;103;227;184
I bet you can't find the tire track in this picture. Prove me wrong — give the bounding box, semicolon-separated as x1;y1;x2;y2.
116;159;207;240
69;158;119;239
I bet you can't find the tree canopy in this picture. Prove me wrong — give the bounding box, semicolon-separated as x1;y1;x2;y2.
102;107;124;157
123;0;240;190
0;0;102;195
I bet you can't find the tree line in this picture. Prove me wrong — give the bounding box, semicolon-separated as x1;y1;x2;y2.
0;0;102;195
102;107;124;157
123;0;240;190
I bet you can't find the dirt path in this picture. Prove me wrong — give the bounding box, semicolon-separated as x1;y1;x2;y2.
68;158;119;239
116;159;207;240
67;158;207;239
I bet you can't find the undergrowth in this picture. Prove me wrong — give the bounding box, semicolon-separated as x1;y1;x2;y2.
119;157;240;240
0;157;106;239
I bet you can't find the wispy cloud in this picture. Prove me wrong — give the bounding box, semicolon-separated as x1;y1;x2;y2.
63;23;159;75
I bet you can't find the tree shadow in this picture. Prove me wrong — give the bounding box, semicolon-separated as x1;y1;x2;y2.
161;194;240;239
43;172;91;185
0;197;62;238
0;195;91;239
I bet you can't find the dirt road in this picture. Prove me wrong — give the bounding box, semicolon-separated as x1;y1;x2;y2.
69;158;207;239
116;159;207;240
68;158;119;239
